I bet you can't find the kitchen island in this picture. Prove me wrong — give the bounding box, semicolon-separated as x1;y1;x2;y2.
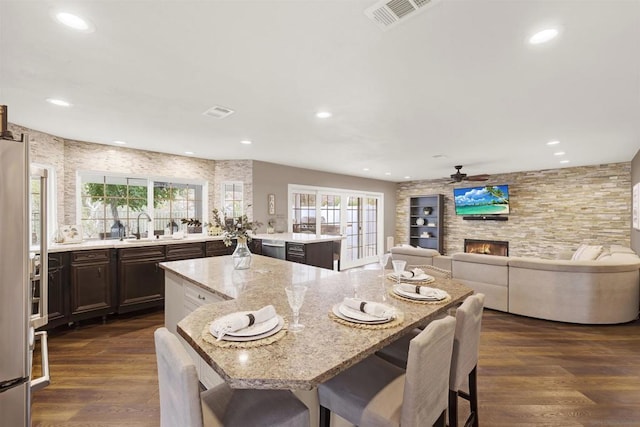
162;255;473;390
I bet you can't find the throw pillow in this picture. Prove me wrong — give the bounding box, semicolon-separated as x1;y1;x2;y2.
572;244;603;261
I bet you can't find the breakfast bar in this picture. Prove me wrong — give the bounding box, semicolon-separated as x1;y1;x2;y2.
161;255;473;391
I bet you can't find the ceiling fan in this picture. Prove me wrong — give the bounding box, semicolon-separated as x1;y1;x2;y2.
449;165;490;183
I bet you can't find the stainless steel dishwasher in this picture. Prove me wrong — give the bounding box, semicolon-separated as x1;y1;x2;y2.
261;239;286;259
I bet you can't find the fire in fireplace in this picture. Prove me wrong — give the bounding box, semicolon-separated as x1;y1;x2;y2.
464;239;509;256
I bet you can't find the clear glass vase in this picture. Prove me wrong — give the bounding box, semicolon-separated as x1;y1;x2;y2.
232;237;252;270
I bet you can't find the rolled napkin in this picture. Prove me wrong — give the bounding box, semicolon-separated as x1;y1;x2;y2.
343;298;395;319
210;305;277;341
394;268;424;279
398;283;448;300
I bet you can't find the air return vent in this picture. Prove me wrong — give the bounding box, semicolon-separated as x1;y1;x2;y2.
365;0;441;31
202;105;235;119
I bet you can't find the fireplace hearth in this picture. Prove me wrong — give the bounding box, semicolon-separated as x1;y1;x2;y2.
464;239;509;256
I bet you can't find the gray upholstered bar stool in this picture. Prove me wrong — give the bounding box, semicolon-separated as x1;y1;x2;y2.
317;316;456;427
375;294;485;427
154;328;309;427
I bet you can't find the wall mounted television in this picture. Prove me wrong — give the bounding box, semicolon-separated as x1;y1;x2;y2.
453;185;510;216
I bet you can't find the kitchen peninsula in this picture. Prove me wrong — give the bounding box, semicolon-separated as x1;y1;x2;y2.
162;255;473;390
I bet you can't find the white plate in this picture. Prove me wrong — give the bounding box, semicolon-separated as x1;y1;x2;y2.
388;272;435;283
332;304;392;324
210;316;284;342
393;285;448;301
227;314;281;337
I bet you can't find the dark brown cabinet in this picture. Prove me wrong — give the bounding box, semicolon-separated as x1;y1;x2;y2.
286;241;335;270
117;246;166;313
45;252;69;328
249;238;262;255
69;249;116;322
205;240;233;257
166;242;205;261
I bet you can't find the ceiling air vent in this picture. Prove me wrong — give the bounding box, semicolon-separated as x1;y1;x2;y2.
202;105;235;119
365;0;441;31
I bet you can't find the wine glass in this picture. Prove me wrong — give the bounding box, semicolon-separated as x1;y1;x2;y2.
347;269;362;298
391;260;407;286
378;253;391;276
285;285;308;332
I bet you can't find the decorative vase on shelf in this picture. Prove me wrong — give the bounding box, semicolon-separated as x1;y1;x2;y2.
423;207;432;215
232;237;252;270
416;217;425;226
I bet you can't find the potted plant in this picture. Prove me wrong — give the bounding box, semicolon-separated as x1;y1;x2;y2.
181;218;202;234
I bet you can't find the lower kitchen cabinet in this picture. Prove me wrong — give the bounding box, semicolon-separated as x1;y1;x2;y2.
286;241;335;270
45;252;69;328
205;239;233;257
117;246;166;313
69;249;116;322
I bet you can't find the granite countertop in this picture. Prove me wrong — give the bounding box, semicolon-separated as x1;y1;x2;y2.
167;256;473;390
41;234;225;253
253;232;344;243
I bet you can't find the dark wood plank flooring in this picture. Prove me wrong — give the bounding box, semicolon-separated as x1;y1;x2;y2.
32;309;640;426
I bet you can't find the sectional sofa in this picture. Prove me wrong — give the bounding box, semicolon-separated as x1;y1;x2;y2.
390;245;640;324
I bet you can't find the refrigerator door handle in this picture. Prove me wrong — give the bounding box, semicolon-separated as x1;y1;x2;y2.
30;331;50;392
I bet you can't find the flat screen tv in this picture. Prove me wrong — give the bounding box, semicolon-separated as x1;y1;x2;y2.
453;185;510;216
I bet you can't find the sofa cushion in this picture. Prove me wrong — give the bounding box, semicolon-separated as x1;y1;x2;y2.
571;244;603;261
391;247;440;257
609;245;637;255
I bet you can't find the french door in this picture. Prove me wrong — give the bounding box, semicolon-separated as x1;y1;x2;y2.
289;185;384;269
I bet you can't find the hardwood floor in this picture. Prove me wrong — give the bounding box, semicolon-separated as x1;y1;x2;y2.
32;308;640;426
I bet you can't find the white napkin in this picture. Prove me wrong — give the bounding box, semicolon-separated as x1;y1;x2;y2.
342;298;395;319
394;268;423;279
398;284;448;300
210;305;277;340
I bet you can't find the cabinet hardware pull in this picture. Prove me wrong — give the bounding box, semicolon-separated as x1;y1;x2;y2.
198;295;205;300
97;267;102;278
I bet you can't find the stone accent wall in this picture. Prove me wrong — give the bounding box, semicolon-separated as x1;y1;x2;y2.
8;124;66;224
396;162;631;258
213;160;254;220
62;139;217;225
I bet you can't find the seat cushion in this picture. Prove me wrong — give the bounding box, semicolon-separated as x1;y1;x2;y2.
318;355;405;426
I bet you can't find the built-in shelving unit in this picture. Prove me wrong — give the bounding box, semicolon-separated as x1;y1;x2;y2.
409;194;444;253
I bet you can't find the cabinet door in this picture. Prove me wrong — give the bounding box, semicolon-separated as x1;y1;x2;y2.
249;238;262;255
166;242;205;261
46;253;68;328
206;240;233;257
69;254;114;320
118;256;165;313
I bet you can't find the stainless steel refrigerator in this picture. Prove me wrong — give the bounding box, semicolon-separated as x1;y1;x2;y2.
0;105;50;426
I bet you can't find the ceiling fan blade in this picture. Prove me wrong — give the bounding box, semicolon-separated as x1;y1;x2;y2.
467;174;490;181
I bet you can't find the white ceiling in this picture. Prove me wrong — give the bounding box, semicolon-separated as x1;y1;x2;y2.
1;0;639;182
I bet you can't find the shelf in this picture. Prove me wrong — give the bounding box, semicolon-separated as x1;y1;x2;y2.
408;194;443;254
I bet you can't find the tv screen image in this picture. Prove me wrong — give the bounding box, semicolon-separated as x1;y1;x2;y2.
453;185;510;215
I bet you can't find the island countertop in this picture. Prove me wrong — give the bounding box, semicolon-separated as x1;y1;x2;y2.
165;255;473;390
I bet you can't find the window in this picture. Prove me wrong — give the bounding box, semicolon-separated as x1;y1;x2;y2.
79;172;205;239
222;182;243;218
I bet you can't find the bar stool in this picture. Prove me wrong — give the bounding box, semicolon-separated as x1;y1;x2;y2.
318;316;456;427
154;327;309;427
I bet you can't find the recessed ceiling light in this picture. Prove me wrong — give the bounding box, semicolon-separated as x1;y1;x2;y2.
240;140;252;145
529;28;559;45
54;12;94;33
560;160;570;164
384;172;391;176
404;176;411;179
554;151;566;156
316;111;332;119
546;140;560;146
363;168;369;171
46;98;71;107
113;140;127;145
184;151;194;155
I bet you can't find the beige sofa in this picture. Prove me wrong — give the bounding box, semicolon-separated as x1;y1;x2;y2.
391;244;640;324
452;246;640;324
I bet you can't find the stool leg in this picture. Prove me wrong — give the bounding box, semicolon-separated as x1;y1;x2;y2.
319;405;331;427
448;389;458;427
469;366;479;427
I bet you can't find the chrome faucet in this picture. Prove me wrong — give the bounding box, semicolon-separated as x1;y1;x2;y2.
134;212;152;240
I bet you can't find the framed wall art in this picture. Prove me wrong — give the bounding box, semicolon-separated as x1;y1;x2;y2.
268;194;276;215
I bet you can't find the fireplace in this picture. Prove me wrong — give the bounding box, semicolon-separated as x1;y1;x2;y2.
464;239;509;256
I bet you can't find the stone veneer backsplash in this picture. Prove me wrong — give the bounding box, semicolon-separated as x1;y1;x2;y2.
396;162;631;258
9;123;255;230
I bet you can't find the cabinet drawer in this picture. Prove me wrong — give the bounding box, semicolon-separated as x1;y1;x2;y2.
119;246;166;260
206;240;232;257
184;283;220;308
71;249;111;263
166;243;204;261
